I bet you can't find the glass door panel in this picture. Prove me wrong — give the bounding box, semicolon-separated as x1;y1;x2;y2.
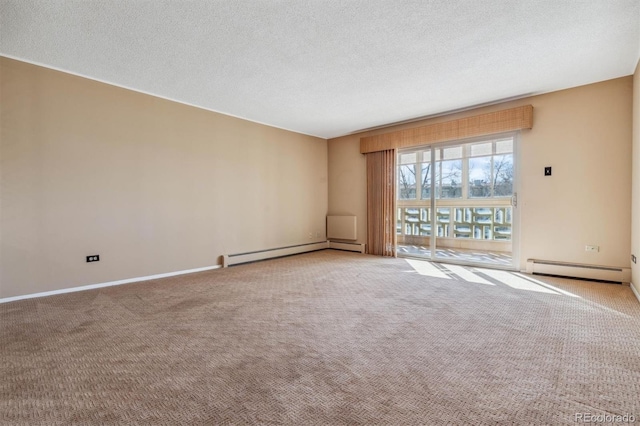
396;148;432;259
397;135;517;268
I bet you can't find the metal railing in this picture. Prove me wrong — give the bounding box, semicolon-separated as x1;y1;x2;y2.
397;204;512;242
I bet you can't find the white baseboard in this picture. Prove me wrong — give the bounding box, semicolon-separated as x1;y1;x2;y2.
0;264;222;304
631;282;640;304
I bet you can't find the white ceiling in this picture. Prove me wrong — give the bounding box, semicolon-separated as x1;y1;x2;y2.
1;1;639;139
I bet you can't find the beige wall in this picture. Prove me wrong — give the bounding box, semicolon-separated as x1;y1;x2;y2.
632;60;640;294
0;58;328;299
329;77;633;271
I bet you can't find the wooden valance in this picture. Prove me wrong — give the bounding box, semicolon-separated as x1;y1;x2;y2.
360;105;533;154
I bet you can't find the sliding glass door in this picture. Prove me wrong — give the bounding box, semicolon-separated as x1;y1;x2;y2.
396;134;517;269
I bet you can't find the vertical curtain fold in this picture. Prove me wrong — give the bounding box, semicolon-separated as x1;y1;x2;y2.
366;149;396;256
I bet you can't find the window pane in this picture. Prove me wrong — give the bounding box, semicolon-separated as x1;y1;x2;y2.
468;156;492;198
399;152;416;165
493;154;514;196
398;138;514;203
398;165;416;199
442;146;462;160
436;160;462;199
495;138;513;154
470;142;492;157
421;162;432;199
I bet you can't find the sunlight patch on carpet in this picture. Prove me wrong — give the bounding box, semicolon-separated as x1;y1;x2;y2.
405;259;449;279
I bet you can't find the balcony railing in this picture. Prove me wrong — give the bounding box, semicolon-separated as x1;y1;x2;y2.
397;205;512;242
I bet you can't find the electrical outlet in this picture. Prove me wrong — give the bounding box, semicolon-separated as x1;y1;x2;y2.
86;255;100;263
308;232;313;240
584;245;599;252
544;166;552;176
632;254;637;264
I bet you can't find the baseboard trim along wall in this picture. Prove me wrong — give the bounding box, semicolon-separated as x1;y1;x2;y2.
0;264;222;304
631;282;640;304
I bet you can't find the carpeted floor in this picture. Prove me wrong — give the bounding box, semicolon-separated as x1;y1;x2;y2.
1;250;639;425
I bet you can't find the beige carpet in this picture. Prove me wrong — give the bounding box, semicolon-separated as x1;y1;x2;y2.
1;250;639;425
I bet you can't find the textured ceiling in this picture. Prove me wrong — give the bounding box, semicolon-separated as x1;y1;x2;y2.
1;1;639;139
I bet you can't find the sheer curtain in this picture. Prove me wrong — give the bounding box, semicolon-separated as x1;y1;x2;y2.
366;149;396;256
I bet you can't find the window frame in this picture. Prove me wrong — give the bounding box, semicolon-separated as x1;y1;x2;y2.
397;133;515;203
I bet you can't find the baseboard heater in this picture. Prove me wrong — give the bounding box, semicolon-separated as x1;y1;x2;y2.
328;241;366;253
326;215;364;253
526;259;631;284
222;241;329;267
